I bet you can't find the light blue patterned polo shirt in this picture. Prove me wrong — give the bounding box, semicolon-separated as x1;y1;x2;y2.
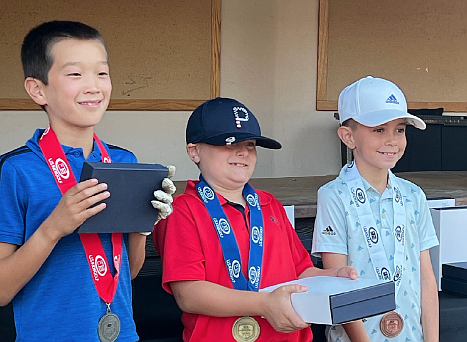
312;165;439;342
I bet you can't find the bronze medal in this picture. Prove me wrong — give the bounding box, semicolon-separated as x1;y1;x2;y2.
380;311;404;337
98;312;121;342
232;316;260;342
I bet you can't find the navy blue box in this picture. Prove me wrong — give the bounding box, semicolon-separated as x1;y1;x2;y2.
78;162;168;233
328;280;395;324
442;262;467;297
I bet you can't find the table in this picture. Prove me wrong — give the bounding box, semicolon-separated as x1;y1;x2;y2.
175;171;467;219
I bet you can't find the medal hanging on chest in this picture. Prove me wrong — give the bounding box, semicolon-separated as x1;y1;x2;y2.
380;311;404;337
39;126;122;342
344;161;406;337
98;303;121;342
196;175;263;341
232;316;261;342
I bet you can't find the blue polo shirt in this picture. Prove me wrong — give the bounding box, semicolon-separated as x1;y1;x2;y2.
0;129;139;342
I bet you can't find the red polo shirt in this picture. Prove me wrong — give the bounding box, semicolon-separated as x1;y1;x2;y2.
155;180;313;342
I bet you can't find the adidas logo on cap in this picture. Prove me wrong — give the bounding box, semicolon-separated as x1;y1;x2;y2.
385;94;399;105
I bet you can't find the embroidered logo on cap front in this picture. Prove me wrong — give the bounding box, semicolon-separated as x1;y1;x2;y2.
233;106;249;128
385;94;399;105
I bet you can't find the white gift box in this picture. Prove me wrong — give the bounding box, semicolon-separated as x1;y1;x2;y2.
427;197;455;209
429;206;467;290
260;276;394;325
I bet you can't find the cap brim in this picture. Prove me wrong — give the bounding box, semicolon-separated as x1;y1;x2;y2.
200;133;282;149
354;109;426;130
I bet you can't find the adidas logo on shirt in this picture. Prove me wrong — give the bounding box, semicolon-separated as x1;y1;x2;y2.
385;94;399;105
322;226;336;236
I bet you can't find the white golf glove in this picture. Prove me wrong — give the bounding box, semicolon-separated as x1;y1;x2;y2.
151;165;176;223
139;166;177;235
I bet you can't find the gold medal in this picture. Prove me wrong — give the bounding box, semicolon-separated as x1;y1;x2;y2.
232;316;260;342
380;311;404;337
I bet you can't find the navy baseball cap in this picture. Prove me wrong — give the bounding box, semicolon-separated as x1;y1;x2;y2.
186;97;282;149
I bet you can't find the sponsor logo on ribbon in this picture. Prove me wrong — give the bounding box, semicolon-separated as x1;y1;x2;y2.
380;267;391;280
351;187;366;207
89;254;108;280
394;187;403;206
249;266;261;288
394;265;402;285
363;226;378;247
251;226;263;246
48;157;70;183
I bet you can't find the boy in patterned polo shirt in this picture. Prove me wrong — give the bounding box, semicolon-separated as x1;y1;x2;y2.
312;76;439;342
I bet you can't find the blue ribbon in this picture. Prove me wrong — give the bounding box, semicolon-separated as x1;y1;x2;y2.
196;175;264;291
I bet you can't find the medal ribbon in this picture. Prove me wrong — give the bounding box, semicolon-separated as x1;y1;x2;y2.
344;161;405;296
39;126;122;304
196;175;264;291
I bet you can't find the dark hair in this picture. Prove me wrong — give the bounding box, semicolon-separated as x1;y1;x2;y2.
21;21;106;85
341;118;358;130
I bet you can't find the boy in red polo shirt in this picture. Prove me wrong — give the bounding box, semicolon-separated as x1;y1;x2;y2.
155;97;358;342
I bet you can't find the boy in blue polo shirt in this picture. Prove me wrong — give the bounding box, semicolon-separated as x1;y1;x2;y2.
312;76;439;342
0;21;174;341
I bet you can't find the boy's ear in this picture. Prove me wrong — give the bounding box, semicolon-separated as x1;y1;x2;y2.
24;77;47;106
337;126;356;150
186;143;201;163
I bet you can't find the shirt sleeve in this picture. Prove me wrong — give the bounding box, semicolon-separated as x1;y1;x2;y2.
311;186;349;256
416;189;439;251
154;197;207;293
0;160;26;245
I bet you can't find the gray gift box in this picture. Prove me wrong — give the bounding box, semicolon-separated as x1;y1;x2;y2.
78;162;168;233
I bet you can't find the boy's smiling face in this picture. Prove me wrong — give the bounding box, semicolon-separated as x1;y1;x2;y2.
346;118;407;176
36;38;111;130
188;140;257;193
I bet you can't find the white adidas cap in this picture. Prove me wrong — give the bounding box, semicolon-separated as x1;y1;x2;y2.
338;76;426;130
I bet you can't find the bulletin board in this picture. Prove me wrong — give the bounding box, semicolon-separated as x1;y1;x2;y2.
0;0;220;111
317;0;467;112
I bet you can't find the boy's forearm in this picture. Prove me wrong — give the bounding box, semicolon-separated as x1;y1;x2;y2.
298;265;349;278
0;223;59;306
171;280;267;317
127;233;146;279
342;320;371;342
171;280;310;333
420;250;439;342
421;283;439;342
